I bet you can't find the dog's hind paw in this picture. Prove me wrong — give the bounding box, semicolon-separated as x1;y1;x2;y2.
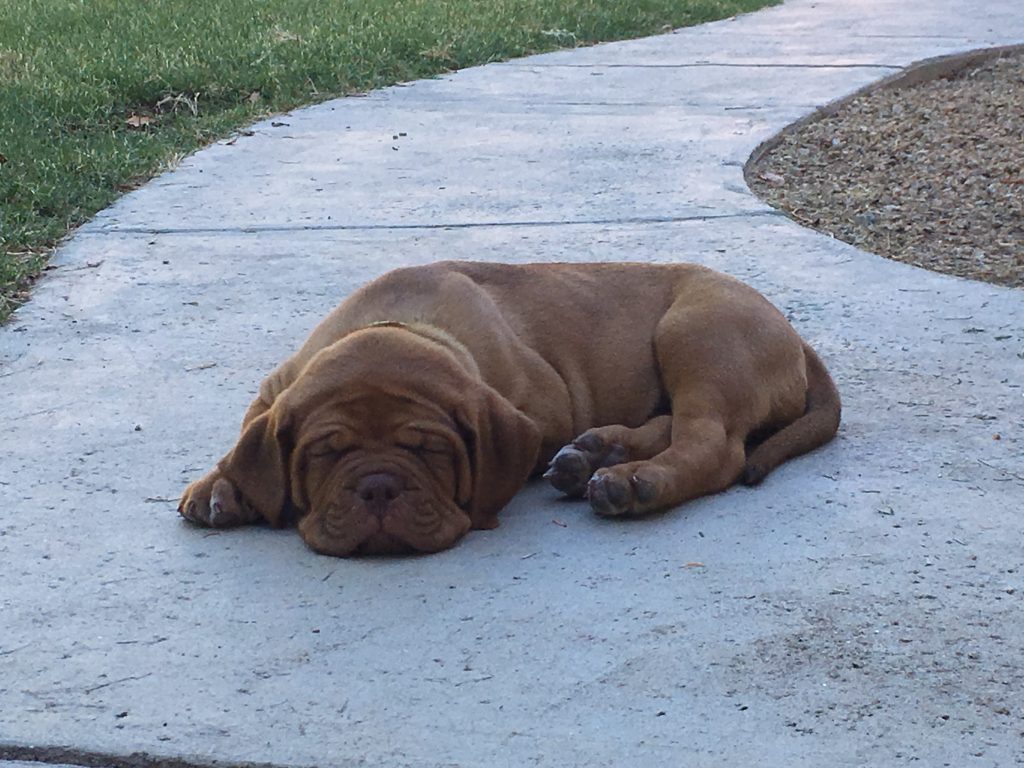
544;445;592;497
544;434;627;498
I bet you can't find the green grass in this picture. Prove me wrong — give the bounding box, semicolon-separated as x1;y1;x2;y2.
0;0;774;321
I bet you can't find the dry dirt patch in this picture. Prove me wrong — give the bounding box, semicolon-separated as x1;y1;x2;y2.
748;48;1023;289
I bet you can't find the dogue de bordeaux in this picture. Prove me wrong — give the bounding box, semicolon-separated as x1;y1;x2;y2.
179;261;840;556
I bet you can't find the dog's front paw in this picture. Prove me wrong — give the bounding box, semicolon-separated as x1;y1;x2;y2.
543;433;627;498
179;472;259;528
587;468;658;518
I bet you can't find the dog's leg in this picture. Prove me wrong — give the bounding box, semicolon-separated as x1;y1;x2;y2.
586;412;746;518
544;415;672;498
585;293;770;517
178;396;268;528
581;286;812;517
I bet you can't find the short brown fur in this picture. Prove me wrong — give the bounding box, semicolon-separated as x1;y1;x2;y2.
179;262;841;556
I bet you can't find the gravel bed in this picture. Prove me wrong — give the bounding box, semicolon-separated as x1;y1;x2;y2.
748;50;1023;289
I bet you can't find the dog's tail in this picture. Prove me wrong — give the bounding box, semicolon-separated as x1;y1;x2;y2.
741;343;841;486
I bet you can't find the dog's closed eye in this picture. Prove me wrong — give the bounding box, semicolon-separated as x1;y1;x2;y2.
394;423;456;455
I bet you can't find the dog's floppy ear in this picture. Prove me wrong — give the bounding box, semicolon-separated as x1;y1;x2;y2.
217;405;293;528
455;384;541;529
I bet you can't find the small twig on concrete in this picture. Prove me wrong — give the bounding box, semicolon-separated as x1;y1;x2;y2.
978;458;1024;482
454;675;494;687
84;673;153;694
64;260;105;272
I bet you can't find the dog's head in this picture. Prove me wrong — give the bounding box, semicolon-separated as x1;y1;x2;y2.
217;326;540;556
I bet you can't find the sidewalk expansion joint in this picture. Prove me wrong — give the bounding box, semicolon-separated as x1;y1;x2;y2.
0;744;303;768
90;210;782;237
519;62;904;70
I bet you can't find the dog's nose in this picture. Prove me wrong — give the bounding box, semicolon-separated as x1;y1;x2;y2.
355;472;403;516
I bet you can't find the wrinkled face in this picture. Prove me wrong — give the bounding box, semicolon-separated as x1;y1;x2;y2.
291;395;473;556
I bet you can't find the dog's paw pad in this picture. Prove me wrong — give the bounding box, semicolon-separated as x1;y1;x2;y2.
546;433;633;500
209;478;239;526
179;473;255;528
587;471;656;517
632;474;657;504
207;478;258;527
587;472;634;517
544;445;592;498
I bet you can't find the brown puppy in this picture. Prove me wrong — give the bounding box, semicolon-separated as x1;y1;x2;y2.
179;261;840;556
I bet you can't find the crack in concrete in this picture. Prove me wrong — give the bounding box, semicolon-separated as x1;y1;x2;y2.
0;744;303;768
88;210;781;238
851;33;984;40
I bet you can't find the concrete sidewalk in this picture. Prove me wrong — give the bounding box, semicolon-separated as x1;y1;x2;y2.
2;0;1022;766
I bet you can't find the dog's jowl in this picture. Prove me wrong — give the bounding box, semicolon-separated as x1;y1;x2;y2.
179;261;841;556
